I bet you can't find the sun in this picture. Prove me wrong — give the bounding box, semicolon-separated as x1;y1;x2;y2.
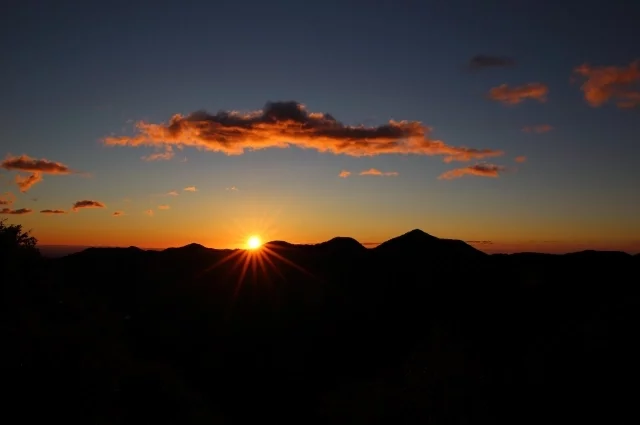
246;235;262;250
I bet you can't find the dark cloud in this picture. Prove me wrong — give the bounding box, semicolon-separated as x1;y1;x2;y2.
41;209;67;214
1;154;73;174
469;55;515;70
103;101;504;163
113;211;124;216
0;192;15;206
439;163;506;180
72;200;106;211
467;240;493;245
1;207;32;215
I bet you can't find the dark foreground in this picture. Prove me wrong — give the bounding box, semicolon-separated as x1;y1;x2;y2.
3;229;639;424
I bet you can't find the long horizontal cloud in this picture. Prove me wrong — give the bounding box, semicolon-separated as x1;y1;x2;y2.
1;154;76;193
469;55;515;70
359;168;399;176
438;163;506;180
522;124;552;133
103;101;504;163
573;60;640;108
72;200;106;211
142;146;175;161
489;83;548;105
0;192;15;205
41;209;67;214
1;207;32;215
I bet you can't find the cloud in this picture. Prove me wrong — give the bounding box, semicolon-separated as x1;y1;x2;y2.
40;209;67;214
488;83;548;105
184;186;198;192
0;192;15;206
522;124;553;133
1;154;76;193
469;55;515;70
338;170;351;178
158;205;170;210
573;60;640;108
438;163;506;180
113;211;124;216
1;208;32;215
145;209;154;216
225;186;238;191
359;168;399;176
141;146;175;161
103;101;504;163
166;190;179;196
72;200;106;211
15;172;43;192
514;156;527;163
466;240;493;245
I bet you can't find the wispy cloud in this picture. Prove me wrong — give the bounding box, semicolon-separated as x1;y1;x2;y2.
40;209;67;214
158;205;170;210
184;186;198;192
338;170;351;178
522;124;553;133
573;60;640;108
1;154;76;192
514;156;527;163
1;207;32;215
141;146;175;161
359;168;399;176
113;211;124;217
0;192;15;206
145;209;154;216
225;186;238;191
439;163;506;180
103;101;504;163
72;200;106;211
489;83;548;105
166;190;179;196
469;55;515;70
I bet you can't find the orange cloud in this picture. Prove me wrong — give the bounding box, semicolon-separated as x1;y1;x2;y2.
489;83;548;105
103;101;504;163
515;156;527;163
469;55;515;70
184;186;198;192
158;205;170;210
72;200;106;211
438;163;506;180
0;207;32;215
0;192;15;206
573;60;640;108
1;154;73;174
338;170;351;178
41;209;67;214
359;168;399;176
522;124;553;133
141;146;175;161
145;209;154;216
113;211;124;216
15;172;42;193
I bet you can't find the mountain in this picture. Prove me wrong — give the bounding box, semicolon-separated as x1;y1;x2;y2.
6;229;639;425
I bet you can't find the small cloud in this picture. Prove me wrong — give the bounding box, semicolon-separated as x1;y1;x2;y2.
522;124;553;133
438;163;506;180
0;192;15;206
466;240;493;245
184;186;198;192
103;101;503;163
15;172;43;193
180;157;188;163
359;168;399;176
338;170;351;178
112;211;125;216
158;205;170;210
573;60;640;108
40;209;67;214
489;83;548;105
72;200;106;211
144;209;154;216
514;156;527;163
469;55;515;70
166;190;179;196
225;186;238;191
1;207;32;215
141;146;175;161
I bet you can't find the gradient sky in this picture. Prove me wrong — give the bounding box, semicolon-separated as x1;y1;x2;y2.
1;0;639;253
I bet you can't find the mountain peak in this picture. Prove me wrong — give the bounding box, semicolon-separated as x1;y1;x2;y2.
316;236;365;252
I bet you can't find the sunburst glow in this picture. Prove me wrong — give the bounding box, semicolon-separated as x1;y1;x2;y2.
247;235;262;250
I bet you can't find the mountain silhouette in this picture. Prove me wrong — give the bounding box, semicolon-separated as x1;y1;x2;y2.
4;228;638;425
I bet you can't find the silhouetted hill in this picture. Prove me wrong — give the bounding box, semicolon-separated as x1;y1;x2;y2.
5;229;639;424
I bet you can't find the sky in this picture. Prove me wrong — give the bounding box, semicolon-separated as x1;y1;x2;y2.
1;0;639;253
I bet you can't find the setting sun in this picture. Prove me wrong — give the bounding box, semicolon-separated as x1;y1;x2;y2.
246;235;262;250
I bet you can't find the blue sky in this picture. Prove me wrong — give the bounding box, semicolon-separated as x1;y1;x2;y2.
1;0;639;251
